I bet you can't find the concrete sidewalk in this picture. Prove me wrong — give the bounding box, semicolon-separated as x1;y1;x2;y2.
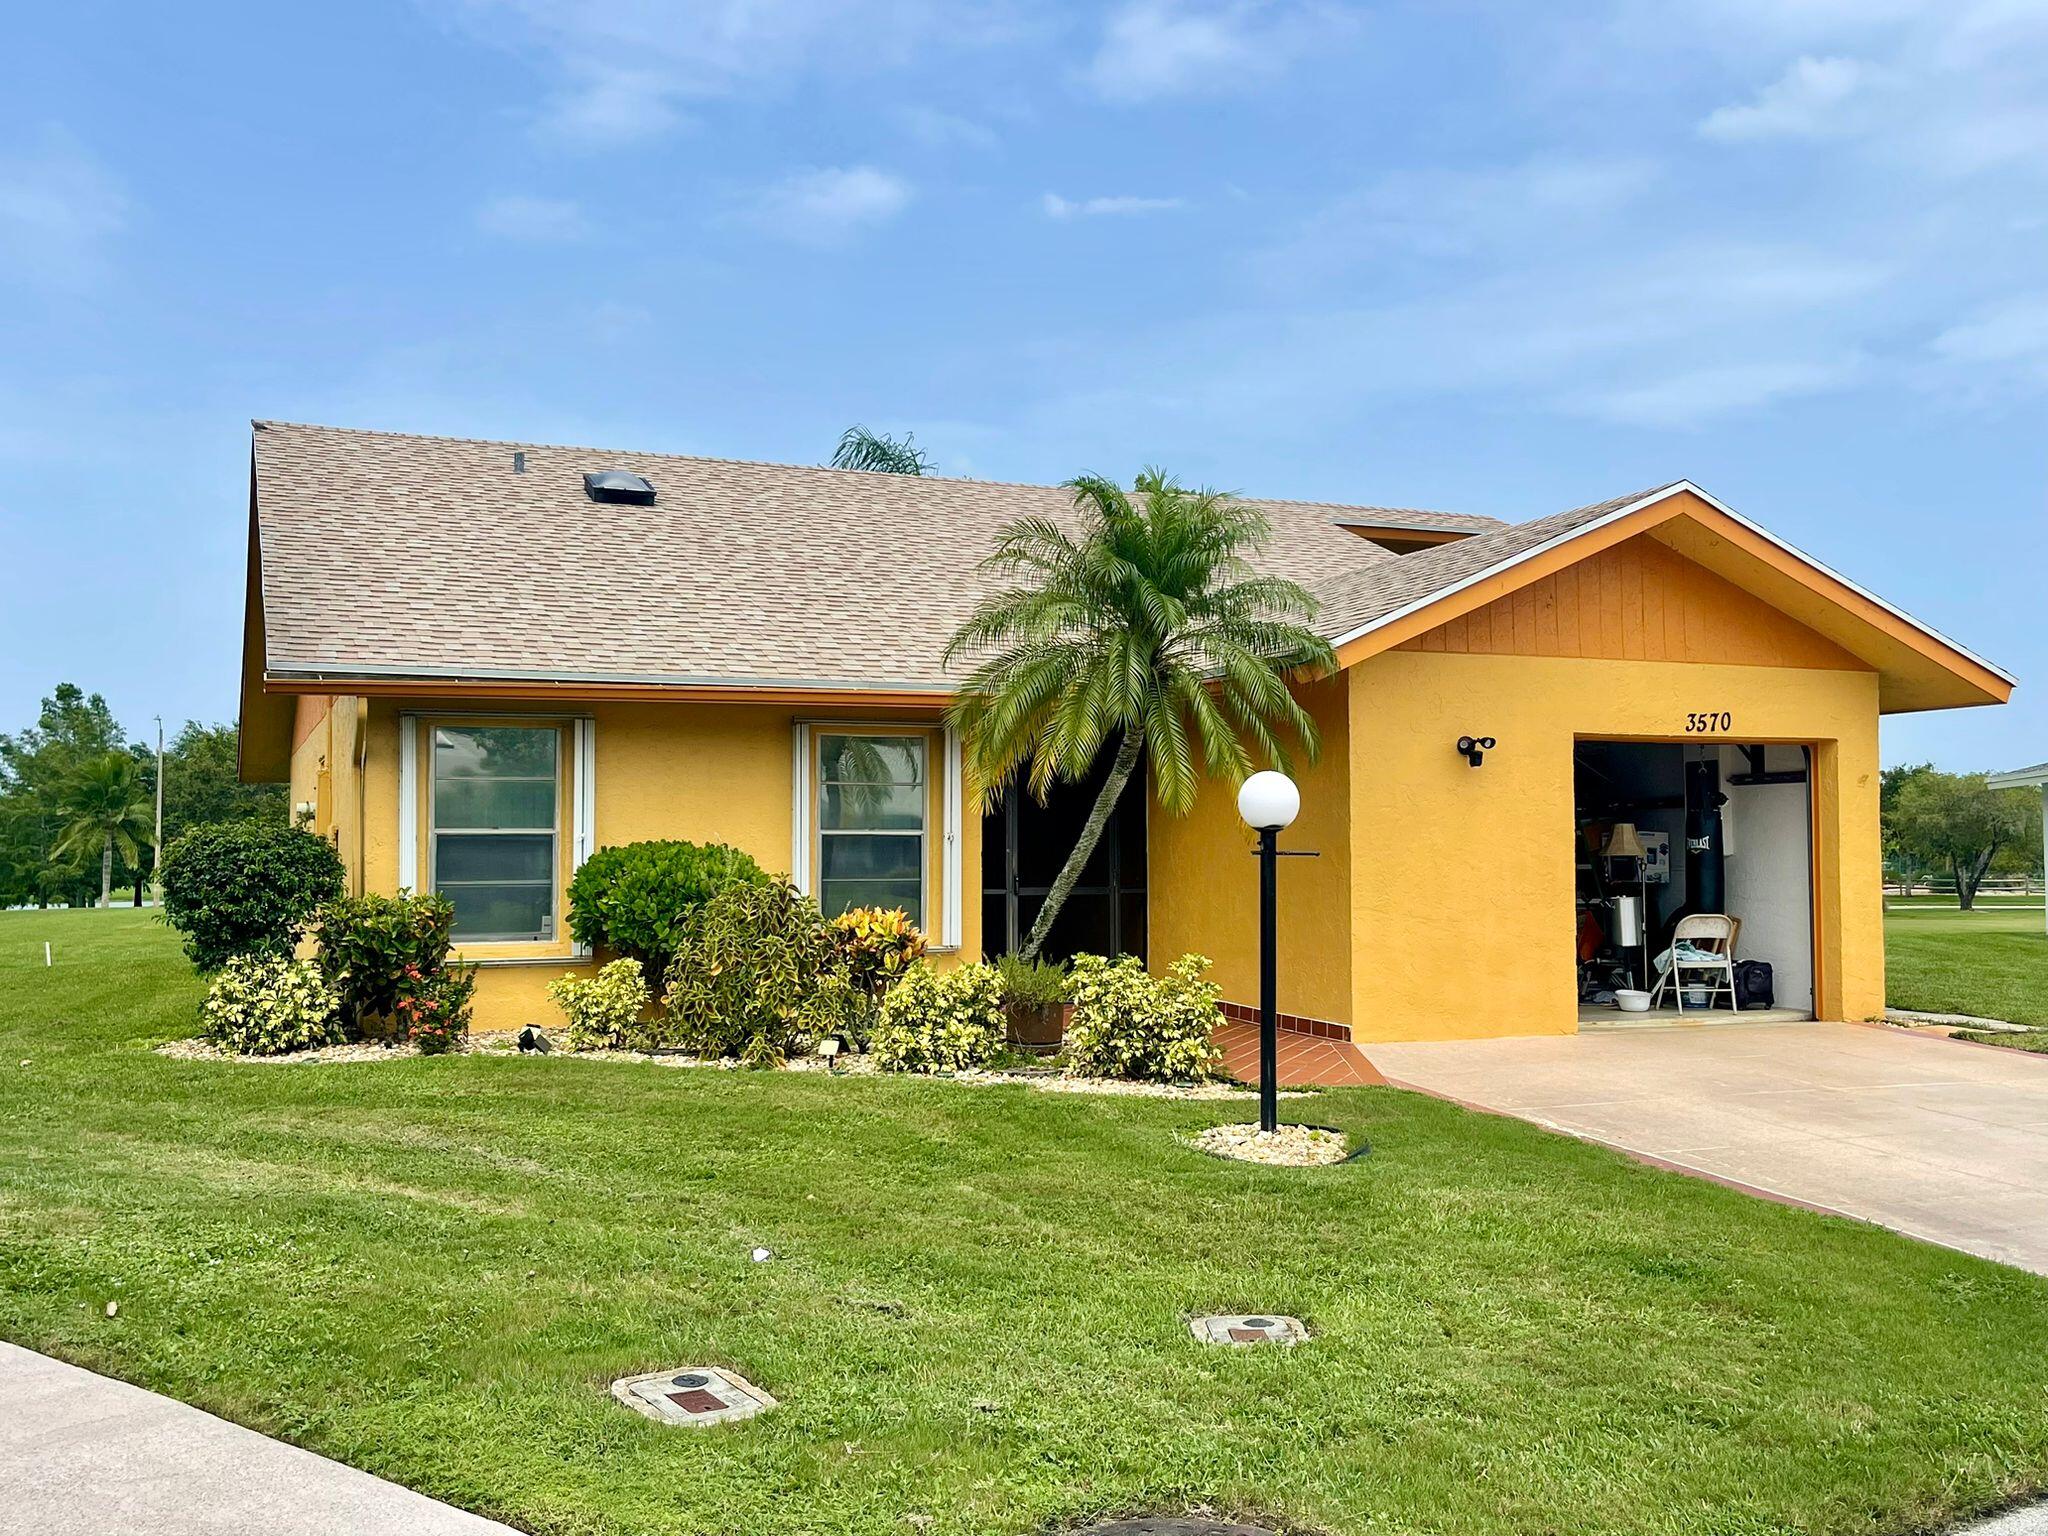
1960;1506;2048;1535
1;1338;2040;1534
0;1341;516;1535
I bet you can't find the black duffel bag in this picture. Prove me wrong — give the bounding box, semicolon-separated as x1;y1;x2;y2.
1734;959;1774;1010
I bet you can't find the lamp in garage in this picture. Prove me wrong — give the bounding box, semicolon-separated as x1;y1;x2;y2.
1605;822;1649;990
1237;770;1301;1133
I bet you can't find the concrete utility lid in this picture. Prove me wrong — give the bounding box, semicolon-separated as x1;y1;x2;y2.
1187;1314;1308;1346
610;1367;777;1427
1073;1521;1283;1535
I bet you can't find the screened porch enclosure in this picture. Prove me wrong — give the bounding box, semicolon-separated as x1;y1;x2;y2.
980;745;1147;963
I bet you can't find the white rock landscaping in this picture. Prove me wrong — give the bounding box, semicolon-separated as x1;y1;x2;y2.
1193;1123;1349;1167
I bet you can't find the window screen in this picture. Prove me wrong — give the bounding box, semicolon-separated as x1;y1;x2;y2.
817;733;924;923
430;725;558;941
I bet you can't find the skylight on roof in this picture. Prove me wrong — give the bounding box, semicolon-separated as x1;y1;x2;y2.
584;469;656;505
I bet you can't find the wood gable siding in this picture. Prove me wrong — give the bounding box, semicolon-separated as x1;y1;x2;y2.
1394;531;1872;671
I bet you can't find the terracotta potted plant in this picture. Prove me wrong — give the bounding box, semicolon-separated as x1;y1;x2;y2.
996;955;1070;1049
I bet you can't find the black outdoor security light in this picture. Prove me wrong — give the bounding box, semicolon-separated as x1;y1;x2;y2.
1236;770;1301;1133
1456;735;1496;767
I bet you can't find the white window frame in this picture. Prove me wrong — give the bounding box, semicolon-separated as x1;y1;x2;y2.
793;721;962;949
398;711;596;952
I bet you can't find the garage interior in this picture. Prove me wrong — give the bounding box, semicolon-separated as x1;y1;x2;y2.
1573;740;1816;1025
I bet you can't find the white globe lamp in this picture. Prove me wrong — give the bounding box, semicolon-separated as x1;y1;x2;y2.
1236;770;1300;833
1236;768;1302;1133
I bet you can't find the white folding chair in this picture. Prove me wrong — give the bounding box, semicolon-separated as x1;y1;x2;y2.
1649;914;1737;1014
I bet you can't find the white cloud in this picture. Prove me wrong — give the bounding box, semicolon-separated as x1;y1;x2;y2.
536;61;685;146
1042;192;1184;219
1575;357;1869;427
1932;293;2048;383
734;166;913;245
1259;156;1657;285
475;194;589;242
1699;55;1878;141
1111;221;1895;432
0;126;127;291
896;105;999;149
1083;0;1353;102
1681;6;2048;173
434;0;1024;145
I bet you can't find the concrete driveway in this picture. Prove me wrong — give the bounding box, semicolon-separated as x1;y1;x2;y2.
1369;1021;2048;1274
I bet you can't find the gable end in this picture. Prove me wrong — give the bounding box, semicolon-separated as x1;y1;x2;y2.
1396;532;1870;672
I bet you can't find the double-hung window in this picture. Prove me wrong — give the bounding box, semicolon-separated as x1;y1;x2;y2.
816;732;925;924
430;724;559;941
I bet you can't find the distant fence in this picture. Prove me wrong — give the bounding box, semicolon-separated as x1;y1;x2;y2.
1884;876;2043;897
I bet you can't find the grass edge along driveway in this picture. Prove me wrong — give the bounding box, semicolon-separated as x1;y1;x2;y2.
4;908;2048;1536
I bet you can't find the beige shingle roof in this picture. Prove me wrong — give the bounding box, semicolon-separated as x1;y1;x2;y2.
1312;484;1681;641
251;420;1525;692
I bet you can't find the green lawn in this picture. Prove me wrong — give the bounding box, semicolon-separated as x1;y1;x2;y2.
1885;903;2048;1027
6;911;2048;1536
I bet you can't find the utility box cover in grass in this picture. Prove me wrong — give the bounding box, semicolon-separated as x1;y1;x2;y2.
611;1367;777;1426
1188;1314;1308;1346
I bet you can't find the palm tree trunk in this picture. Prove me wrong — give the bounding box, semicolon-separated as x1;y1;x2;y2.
99;833;113;908
1020;732;1144;963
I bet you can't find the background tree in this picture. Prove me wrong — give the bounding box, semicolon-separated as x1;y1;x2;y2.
0;687;284;909
0;684;129;907
53;751;154;907
158;720;285;842
1886;769;2042;909
830;425;933;475
945;469;1335;961
1880;762;1936;893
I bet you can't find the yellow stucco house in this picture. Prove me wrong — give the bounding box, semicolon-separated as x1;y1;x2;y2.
239;421;2012;1044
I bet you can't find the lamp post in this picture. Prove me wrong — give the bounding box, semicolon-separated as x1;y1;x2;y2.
1236;770;1300;1134
152;715;164;906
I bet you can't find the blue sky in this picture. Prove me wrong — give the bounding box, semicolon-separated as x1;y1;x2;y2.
2;0;2042;768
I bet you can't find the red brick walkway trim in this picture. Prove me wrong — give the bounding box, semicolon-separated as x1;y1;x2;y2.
1217;1000;1352;1042
1213;1020;1385;1088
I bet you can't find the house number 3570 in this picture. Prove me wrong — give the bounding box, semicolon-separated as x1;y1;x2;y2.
1685;711;1733;733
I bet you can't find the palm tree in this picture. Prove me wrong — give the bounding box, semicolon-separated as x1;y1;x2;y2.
945;469;1336;961
53;751;153;908
830;425;933;475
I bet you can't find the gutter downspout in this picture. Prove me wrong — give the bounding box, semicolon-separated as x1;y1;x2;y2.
355;698;370;897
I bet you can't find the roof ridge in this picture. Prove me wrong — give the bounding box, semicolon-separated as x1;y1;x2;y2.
248;418;1484;521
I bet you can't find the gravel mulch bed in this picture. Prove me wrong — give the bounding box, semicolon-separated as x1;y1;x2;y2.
156;1033;1304;1099
1193;1123;1350;1166
156;1037;443;1064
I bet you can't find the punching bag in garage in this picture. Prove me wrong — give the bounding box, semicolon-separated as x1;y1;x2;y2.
1685;759;1728;915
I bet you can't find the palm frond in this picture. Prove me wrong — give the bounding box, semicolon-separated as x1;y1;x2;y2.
947;465;1333;844
829;425;934;476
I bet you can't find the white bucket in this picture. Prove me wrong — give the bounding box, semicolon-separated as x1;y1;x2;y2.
1613;989;1652;1012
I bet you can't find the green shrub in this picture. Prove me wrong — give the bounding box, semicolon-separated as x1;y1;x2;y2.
660;880;849;1065
808;970;878;1052
308;892;456;1034
566;841;769;978
870;962;1008;1073
829;906;927;998
394;962;477;1055
201;953;346;1056
547;958;652;1051
1062;952;1222;1082
159;821;346;972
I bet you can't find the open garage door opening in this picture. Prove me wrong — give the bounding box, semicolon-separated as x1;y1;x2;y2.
1573;740;1816;1025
